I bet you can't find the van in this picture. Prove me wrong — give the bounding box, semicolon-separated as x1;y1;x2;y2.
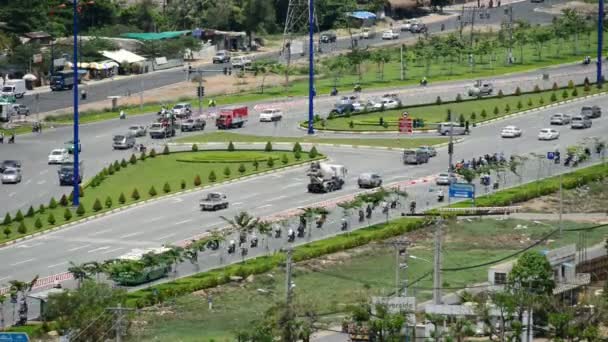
403;149;430;165
360;27;376;39
112;133;136;149
437;122;468;136
1;80;27;98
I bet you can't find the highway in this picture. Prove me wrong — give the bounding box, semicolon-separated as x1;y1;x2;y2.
14;0;559;114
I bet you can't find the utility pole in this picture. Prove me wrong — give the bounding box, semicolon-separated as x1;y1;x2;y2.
559;172;563;236
448;110;455;205
106;303;131;342
470;6;476;49
381;239;410;296
72;0;80;206
400;45;405;81
284;248;294;341
459;5;465;40
307;0;315;135
506;6;514;64
433;218;443;305
598;0;604;84
139;78;144;111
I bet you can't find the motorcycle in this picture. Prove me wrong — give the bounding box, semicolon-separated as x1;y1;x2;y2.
409;201;416;215
359;210;365;222
297;225;305;237
330;87;339;96
340;220;348;231
227;241;236;254
250;237;258;248
493;182;499;190
274;229;282;238
119;111;126;120
287;230;295;242
437;191;445;202
420;79;428;86
365;205;372;219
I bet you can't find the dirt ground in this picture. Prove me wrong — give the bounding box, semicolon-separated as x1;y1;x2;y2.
520;178;608;214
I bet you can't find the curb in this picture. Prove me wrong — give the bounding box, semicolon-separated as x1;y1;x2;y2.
0;158;325;249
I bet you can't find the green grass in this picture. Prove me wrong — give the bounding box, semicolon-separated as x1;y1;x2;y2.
133;218;605;342
175;131;448;149
315;85;604;131
0;149;322;244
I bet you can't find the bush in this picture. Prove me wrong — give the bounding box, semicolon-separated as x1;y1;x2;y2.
50;197;59;209
294;150;302;160
131;188;140;200
163;182;171;193
129;154;137;164
79;185;84;198
349;120;354;128
293;142;302;153
108;166;115;175
14;210;23;222
140;151;147;161
505;104;511;113
47;213;56;225
238;163;246;174
267;157;275;168
34;217;42;230
118;192;126;204
192;144;199;152
17;222;26;235
550;92;557;102
572;88;578;97
223;166;231;178
516;101;523;110
584;77;590;86
38;204;45;214
493;106;499;116
253;159;259;171
281;154;289;165
209;170;217;182
458;113;465;126
539;97;545;105
149;186;157;197
562;89;568;99
105;196;113;208
469;112;476;122
527;98;533;107
533;85;541;93
309;146;318;158
514;86;521;96
120;159;128;168
568;80;575;89
480;110;487;119
455;94;462;102
113;160;121;172
64;208;72;221
149;148;157;158
194;174;202;186
3;226;11;238
3;213;11;225
552;82;558;91
163;145;170;155
181;179;186;190
76;204;85;216
264;142;273;152
435;96;442;105
497;90;504;98
26;206;34;217
228;141;235;152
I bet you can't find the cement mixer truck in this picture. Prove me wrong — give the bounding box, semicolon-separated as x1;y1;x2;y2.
306;161;347;193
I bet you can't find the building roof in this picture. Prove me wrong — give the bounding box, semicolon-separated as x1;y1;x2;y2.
101;49;146;64
23;31;52;39
120;30;191;41
348;11;377;20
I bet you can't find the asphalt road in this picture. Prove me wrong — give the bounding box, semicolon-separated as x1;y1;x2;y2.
14;0;559;114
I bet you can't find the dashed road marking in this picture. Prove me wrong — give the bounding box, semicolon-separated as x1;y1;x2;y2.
36;180;46;185
8;192;16;197
174;219;192;225
47;261;68;269
119;232;142;239
102;247;124;255
39;170;48;175
11;258;35;266
255;204;273;209
88;246;111;253
68;244;91;252
156;233;176;241
90;229;113;236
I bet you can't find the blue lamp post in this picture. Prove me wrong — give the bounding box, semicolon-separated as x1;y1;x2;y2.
72;0;81;205
307;0;315;135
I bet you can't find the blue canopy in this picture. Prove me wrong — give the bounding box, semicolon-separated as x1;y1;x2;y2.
348;11;377;20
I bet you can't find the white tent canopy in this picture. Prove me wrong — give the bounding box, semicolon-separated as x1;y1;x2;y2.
100;49;146;64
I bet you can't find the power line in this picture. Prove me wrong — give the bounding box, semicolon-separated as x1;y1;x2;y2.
69;311;113;342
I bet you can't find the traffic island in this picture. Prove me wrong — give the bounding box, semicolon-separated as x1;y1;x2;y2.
0;147;324;246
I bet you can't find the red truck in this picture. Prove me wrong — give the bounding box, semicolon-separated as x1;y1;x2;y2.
216;106;248;129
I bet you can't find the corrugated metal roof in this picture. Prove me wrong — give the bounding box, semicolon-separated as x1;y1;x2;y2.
120;30;191;41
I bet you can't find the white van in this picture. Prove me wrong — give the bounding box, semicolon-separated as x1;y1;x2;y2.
437;122;468;136
360;27;376;39
1;80;27;98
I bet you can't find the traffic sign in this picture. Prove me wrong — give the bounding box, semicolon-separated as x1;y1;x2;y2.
449;182;475;199
547;151;555;160
0;333;30;342
398;117;413;134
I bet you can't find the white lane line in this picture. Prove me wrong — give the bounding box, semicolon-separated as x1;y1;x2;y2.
94;134;104;139
174;219;192;225
281;183;302;190
36;180;46;185
156;233;176;241
68;244;92;252
39;169;48;175
119;232;142;239
16;242;43;249
24;180;32;185
255;204;273;209
145;217;162;223
47;261;68;269
0;276;11;282
269;195;288;202
102;247;124;255
232;202;243;205
88;246;111;253
11;258;35;266
90;229;113;236
8;192;16;197
172;198;184;203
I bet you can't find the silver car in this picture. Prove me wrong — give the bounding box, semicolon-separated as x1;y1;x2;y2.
550;113;571;125
435;172;456;186
358;173;383;188
128;125;146;137
1;168;22;184
570;115;592;129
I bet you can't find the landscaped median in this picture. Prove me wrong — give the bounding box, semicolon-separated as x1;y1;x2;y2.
0;145;324;245
307;82;606;132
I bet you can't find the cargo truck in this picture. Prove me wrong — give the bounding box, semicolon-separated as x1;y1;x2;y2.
216;106;248;129
306;161;347;193
1;79;26;98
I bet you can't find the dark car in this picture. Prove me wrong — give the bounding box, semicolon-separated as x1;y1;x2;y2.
330;103;355;117
320;31;337;43
410;23;427;33
0;160;21;173
181;118;206;132
581;105;602;119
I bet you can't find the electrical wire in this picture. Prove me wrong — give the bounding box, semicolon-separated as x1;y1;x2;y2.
68;311;113;342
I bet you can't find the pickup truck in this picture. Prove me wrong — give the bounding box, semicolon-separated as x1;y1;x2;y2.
149;122;176;139
231;56;252;69
200;192;229;211
181;118;206;132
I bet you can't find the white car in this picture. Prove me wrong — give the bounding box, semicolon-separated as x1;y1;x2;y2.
352;100;371;112
231;56;252;69
538;128;559;140
400;19;419;32
500;125;523;138
381;30;399;40
48;148;70;164
259;108;283;122
373;98;401;110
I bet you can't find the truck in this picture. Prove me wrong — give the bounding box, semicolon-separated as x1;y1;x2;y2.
200;192;229;211
467;80;493;97
306;162;347;193
216;106;248;129
108;247;172;286
50;70;86;91
149;122;176;139
1;79;26;98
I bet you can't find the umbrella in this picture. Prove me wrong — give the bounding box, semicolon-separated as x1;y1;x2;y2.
22;74;37;81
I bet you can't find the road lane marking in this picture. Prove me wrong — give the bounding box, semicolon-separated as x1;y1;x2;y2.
16;242;43;249
156;233;176;241
281;183;302;189
145;217;162;223
172;198;184;203
36;180;46;185
102;247;124;255
11;258;35;266
24;180;31;185
8;192;16;197
39;170;48;175
88;246;111;253
90;229;113;236
94;134;104;139
119;232;142;239
269;195;288;201
47;261;68;269
68;244;92;252
174;219;192;225
255;204;273;209
232;202;243;205
0;276;11;282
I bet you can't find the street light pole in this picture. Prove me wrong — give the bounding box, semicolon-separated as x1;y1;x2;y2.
307;0;315;135
72;0;80;206
597;0;604;84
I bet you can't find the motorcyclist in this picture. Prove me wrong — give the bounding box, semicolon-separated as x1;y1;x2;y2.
287;228;295;241
366;204;372;219
250;234;258;248
554;150;561;164
8;133;15;144
330;87;338;96
409;201;416;214
437;189;445;202
228;240;236;253
340;218;348;231
420;77;428;86
119;110;126;119
208;99;216;107
359;209;365;222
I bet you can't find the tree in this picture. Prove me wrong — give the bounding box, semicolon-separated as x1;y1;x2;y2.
92;199;102;212
513;20;531;64
2;213;11;225
294;150;302;160
34;217;42;230
76;204;85;216
149;148;157;158
531;25;552;60
370;50;391;81
163;182;171;193
265;141;273;152
181;179;187;190
118;192;126;204
49;197;58;209
508;250;555;295
238;163;246;175
191;143;199;152
309;146;318;158
220;211;259;244
68;262;90;289
322;56;349;88
17;221;26;234
194;174;202;186
223;166;231;178
251;61;280;93
293;142;302;153
209;170;217;182
3;226;10;238
47;213;56;225
281;154;289;165
105;196;113;209
120;158;128;168
228;141;235;152
346;48;370;82
149;186;157;197
267;157;275;168
64;208;73;221
131;188;140;200
26;206;35;218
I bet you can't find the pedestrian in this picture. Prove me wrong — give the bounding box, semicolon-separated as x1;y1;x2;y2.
208;294;213;310
0;132;3;144
497;0;501;6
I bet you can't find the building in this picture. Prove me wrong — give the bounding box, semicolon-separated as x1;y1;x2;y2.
21;31;53;45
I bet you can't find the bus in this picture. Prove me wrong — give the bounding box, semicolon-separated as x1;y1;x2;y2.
50;70;87;91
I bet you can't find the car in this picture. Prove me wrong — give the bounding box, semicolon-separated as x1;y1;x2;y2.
48;148;70;164
580;105;601;119
64;140;81;154
320;31;337;43
417;145;437;157
172;103;192;118
1;168;21;184
330;103;355;117
400;19;419;31
538;128;559;140
570;115;592;129
467;80;493;97
373;98;401;110
550;113;571;125
336;95;358;106
11;104;29;116
231;56;252;69
437;122;468;136
352;100;374;112
0;160;21;173
409;23;427;33
58;161;84;186
200;192;229;211
360;27;376;39
212;50;231;64
382;30;399;40
128;125;147;137
358;173;383;188
259;108;283;122
112;133;136;149
500;125;523;138
403;149;430;164
181;118;206;132
435;172;457;186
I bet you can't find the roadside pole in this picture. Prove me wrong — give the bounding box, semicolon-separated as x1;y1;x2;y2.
432;218;443;305
139;78;144;111
284;248;294;340
400;45;405;81
597;0;604;84
448;110;454;205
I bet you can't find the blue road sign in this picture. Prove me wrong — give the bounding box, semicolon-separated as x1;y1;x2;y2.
0;333;30;342
449;182;475;199
547;151;555;160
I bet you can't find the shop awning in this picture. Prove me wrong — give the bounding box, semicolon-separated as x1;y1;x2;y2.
348;11;377;20
120;30;191;41
100;49;146;64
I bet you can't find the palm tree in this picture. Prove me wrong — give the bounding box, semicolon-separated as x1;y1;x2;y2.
256;220;273;250
162;246;184;274
221;211;260;244
300;207;330;237
82;261;105;281
9;276;38;325
449;318;474;342
67;262;89;288
183;244;200;271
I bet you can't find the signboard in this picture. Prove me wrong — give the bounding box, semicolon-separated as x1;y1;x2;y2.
398;117;413;134
32;54;43;64
449;182;475;199
372;296;416;324
53;58;66;68
547;151;555;160
0;333;30;342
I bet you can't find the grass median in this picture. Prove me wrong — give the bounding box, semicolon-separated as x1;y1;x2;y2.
0;148;323;244
174;131;448;149
313;84;605;131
